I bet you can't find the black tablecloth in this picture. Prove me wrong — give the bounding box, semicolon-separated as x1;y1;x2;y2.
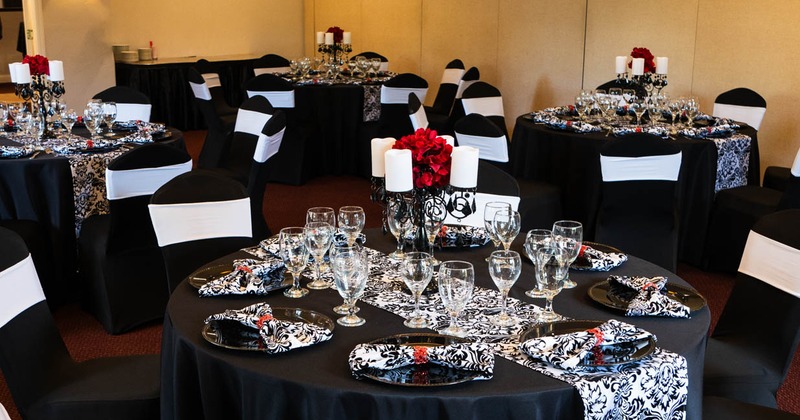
161;228;709;420
510;115;760;265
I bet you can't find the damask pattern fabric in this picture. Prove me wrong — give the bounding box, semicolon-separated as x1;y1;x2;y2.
198;257;286;297
609;275;690;318
349;342;494;380
573;245;628;271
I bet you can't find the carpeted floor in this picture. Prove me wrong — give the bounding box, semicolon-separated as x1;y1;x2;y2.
0;130;797;419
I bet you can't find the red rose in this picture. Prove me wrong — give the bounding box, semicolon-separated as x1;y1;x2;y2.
629;47;656;74
326;26;344;43
22;54;49;76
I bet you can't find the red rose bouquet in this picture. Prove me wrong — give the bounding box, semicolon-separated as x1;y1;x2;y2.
326;26;344;44
392;128;453;190
629;47;656;74
22;54;49;76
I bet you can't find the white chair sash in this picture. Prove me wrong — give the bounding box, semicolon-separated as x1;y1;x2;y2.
455;80;477;99
739;231;800;298
712;103;767;130
443;192;520;228
201;73;222;89
149;198;253;247
115;103;152;123
234;109;273;136
463;96;505;118
410;107;429;131
106;160;192;200
189;81;212;101
254;66;291;76
455;132;509;163
440;135;455;148
381;86;427;105
0;402;11;420
0;255;45;328
600;152;682;182
254;127;286;163
441;68;465;85
791;148;800;177
246;90;295;109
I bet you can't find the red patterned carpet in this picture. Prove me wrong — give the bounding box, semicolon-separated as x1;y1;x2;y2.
0;130;797;419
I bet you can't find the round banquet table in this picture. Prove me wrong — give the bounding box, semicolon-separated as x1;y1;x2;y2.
510;115;760;266
161;228;710;420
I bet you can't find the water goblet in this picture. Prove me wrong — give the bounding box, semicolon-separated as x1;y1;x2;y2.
370;58;382;75
552;220;582;289
574;94;589;122
306;206;336;226
304;222;335;290
437;260;474;338
493;209;521;251
630;96;647;126
536;244;568;322
16;109;31;135
523;229;552;299
87;101;104;135
359;58;372;78
488;250;522;327
422;197;446;265
62;109;77;135
330;242;364;315
483;201;511;257
280;227;310;298
338;206;365;246
401;252;434;328
331;244;369;327
669;99;683;127
102;102;117;136
387;196;413;261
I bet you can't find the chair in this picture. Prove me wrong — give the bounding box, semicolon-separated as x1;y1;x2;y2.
703;396;800;419
252;53;292;76
461;81;508;139
704;209;800;408
378;73;428;139
454;113;510;169
424;59;464;134
407;92;428;131
78;143;192;333
713;87;767;130
443;162;520;228
448;66;480;131
193;59;238;118
704;146;800;272
188;67;236;168
0;227;160;419
352;51;389;72
595;133;683;272
244;73;296;108
149;171;257;292
92;86;152;122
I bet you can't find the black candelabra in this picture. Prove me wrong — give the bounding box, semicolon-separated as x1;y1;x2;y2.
15;73;64;139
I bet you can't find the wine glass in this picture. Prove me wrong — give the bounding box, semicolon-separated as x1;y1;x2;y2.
574;94;589;122
102;102;117;136
304;222;334;290
437;260;475;338
16;109;31;135
401;252;434;328
370;58;382;75
488;250;522;327
386;196;413;261
483;201;511;256
493;209;521;251
330;242;363;315
280;227;310;298
536;244;568;322
331;243;369;327
523;229;552;299
423;197;446;265
62;109;77;135
630;96;647;127
338;206;365;246
306;206;336;226
669;99;683;127
552;220;582;289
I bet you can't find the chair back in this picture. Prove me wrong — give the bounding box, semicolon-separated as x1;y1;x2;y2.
253;54;291;76
187;67;226;131
462;81;507;137
249;111;286;238
244;74;295;108
713;87;767;130
0;227;73;415
454;113;510;164
408;92;428;131
379;73;428;138
595;133;683;272
450;66;480;127
429;59;465;116
93;86;152;122
777;147;800;210
192;59;237;117
149;171;256;292
352;51;389;72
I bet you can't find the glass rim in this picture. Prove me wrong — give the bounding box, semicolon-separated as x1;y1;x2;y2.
553;220;582;228
438;260;473;270
490;249;520;258
280;226;305;234
307;206;335;213
339;205;364;212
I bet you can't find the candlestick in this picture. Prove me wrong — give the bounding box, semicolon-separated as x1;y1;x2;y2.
384;149;413;192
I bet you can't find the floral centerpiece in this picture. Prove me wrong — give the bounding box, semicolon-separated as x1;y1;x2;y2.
22;54;49;76
392;128;453;191
14;54;65;139
629;47;655;74
326;26;344;44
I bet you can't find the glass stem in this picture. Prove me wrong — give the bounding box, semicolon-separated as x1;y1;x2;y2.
396;234;404;255
449;312;458;330
292;272;300;290
544;296;554;314
347;298;357;318
315;260;321;282
500;290;508;316
413;293;421;319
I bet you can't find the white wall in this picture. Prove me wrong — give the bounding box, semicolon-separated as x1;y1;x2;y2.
0;11;24;83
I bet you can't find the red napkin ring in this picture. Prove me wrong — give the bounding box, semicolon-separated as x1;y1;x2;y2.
86;139;94;148
413;346;429;364
578;244;589;258
635;127;642;133
566;120;572;127
707;127;713;134
256;314;274;329
642;282;659;291
587;328;604;347
236;265;253;274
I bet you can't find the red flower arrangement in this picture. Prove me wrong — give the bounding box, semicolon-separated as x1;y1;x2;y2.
326;26;344;44
392;128;453;189
629;47;656;74
22;54;49;76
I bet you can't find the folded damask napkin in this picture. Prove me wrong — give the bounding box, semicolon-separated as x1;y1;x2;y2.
679;124;736;139
573;245;627;271
519;319;653;370
608;275;690;318
204;302;332;354
198;258;286;297
348;342;494;380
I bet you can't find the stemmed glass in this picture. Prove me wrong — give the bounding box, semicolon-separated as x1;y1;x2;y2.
306;206;336;226
523;229;552;299
280;227;310;298
483;201;511;257
387;196;413;261
552;220;582;289
536;244;568;322
574;94;589;122
331;243;369;327
62;109;77;135
16;109;31;135
669;99;683;128
370;58;382;75
488;250;522;327
437;260;475;338
303;222;334;290
630;96;647;127
400;252;434;328
102;102;117;137
422;198;446;265
493;209;521;251
338;206;365;246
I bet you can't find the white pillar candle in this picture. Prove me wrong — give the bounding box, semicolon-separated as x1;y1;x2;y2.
49;60;64;81
615;56;627;74
384;149;413;192
342;32;352;44
631;58;645;76
370;137;395;177
450;146;479;188
17;63;31;84
8;62;19;83
324;32;334;45
656;57;668;75
316;31;324;44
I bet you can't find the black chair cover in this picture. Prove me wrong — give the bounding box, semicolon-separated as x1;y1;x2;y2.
188;67;236;168
427;58;464;117
0;227;160;419
252;54;291;76
194;59;238;118
219;95;275;185
78;143;192;333
595;133;682;272
703;396;800;419
713;87;767;130
715;87;767;107
449;66;480;125
407;92;428;131
352;51;388;68
378;73;428;139
704;209;800;408
477;160;518;196
454;113;510;172
93;85;150;104
461;81;508;139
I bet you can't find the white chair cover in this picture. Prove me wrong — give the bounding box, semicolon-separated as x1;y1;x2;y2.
201;73;222;89
106;160;192;200
443;192;520;228
234;109;273;136
712;103;767;130
455;133;509;163
410;106;429;131
0;255;45;328
600;152;682;182
0;402;11;420
189;81;212;101
254;127;286;163
246;90;295;109
149;198;253;247
115;103;152;122
739;231;800;298
254;66;291;76
381;86;427;105
441;68;465;85
462;96;505;118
